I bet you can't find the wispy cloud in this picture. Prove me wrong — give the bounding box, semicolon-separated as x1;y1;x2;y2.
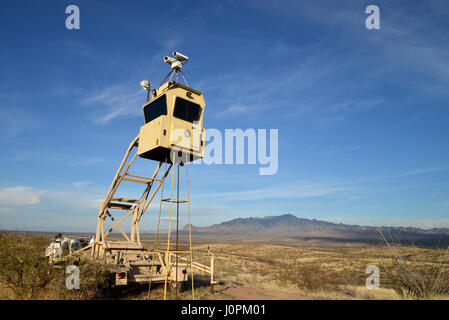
320;216;449;229
338;167;449;186
208;166;449;202
3;152;104;168
161;216;177;221
150;37;183;63
0;186;46;205
68;156;104;167
241;0;449;90
82;86;144;124
64;41;99;60
215;103;255;119
90;199;103;210
330;99;384;115
0;107;46;137
73;181;92;188
213;181;348;201
198;39;385;125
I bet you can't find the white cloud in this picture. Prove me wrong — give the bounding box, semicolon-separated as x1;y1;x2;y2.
65;41;98;60
206;166;449;203
90;199;103;210
331;167;449;187
150;37;183;63
161;216;177;221
318;114;345;127
68;156;104;167
3;152;104;167
73;181;92;188
0;107;46;137
215;104;254;119
320;216;449;230
0;186;46;205
248;0;449;89
82;86;143;124
331;99;384;115
213;182;348;201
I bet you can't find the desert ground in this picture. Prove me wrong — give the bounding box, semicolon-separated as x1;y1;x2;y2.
0;231;448;300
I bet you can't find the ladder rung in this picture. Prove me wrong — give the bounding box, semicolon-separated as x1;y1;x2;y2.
122;176;160;184
126;173;162;182
108;202;134;210
110;197;140;204
161;198;189;203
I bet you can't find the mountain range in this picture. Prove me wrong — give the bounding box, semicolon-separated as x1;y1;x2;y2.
184;214;449;246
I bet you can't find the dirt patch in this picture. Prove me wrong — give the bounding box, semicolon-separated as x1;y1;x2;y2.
209;284;307;300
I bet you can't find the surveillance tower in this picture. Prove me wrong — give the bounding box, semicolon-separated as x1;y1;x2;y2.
76;51;215;300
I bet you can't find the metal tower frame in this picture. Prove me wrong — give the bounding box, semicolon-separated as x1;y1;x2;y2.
90;135;173;258
80;134;213;300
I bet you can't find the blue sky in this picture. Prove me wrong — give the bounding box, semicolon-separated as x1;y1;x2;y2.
0;0;448;232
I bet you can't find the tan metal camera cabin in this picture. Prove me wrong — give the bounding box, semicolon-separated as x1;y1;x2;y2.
137;81;206;164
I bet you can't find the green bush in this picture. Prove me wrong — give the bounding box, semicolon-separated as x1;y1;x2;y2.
0;233;56;299
0;232;114;300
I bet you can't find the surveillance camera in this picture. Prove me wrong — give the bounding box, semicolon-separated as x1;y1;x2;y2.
163;56;177;64
164;55;182;70
173;51;189;61
140;79;151;90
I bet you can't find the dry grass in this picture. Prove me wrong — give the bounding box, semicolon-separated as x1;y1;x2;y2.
0;233;57;299
0;232;113;300
1;232;448;300
193;242;449;300
379;233;449;299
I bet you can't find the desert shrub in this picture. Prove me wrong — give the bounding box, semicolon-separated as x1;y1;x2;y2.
0;232;114;300
54;255;115;300
0;233;57;299
279;262;348;292
379;234;449;299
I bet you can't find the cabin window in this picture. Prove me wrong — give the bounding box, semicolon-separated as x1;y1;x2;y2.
173;97;202;123
143;95;167;123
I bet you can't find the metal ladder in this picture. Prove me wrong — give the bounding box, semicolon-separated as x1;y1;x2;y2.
89;135;173;257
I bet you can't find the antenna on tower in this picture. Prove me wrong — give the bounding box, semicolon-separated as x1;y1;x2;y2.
161;51;190;87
